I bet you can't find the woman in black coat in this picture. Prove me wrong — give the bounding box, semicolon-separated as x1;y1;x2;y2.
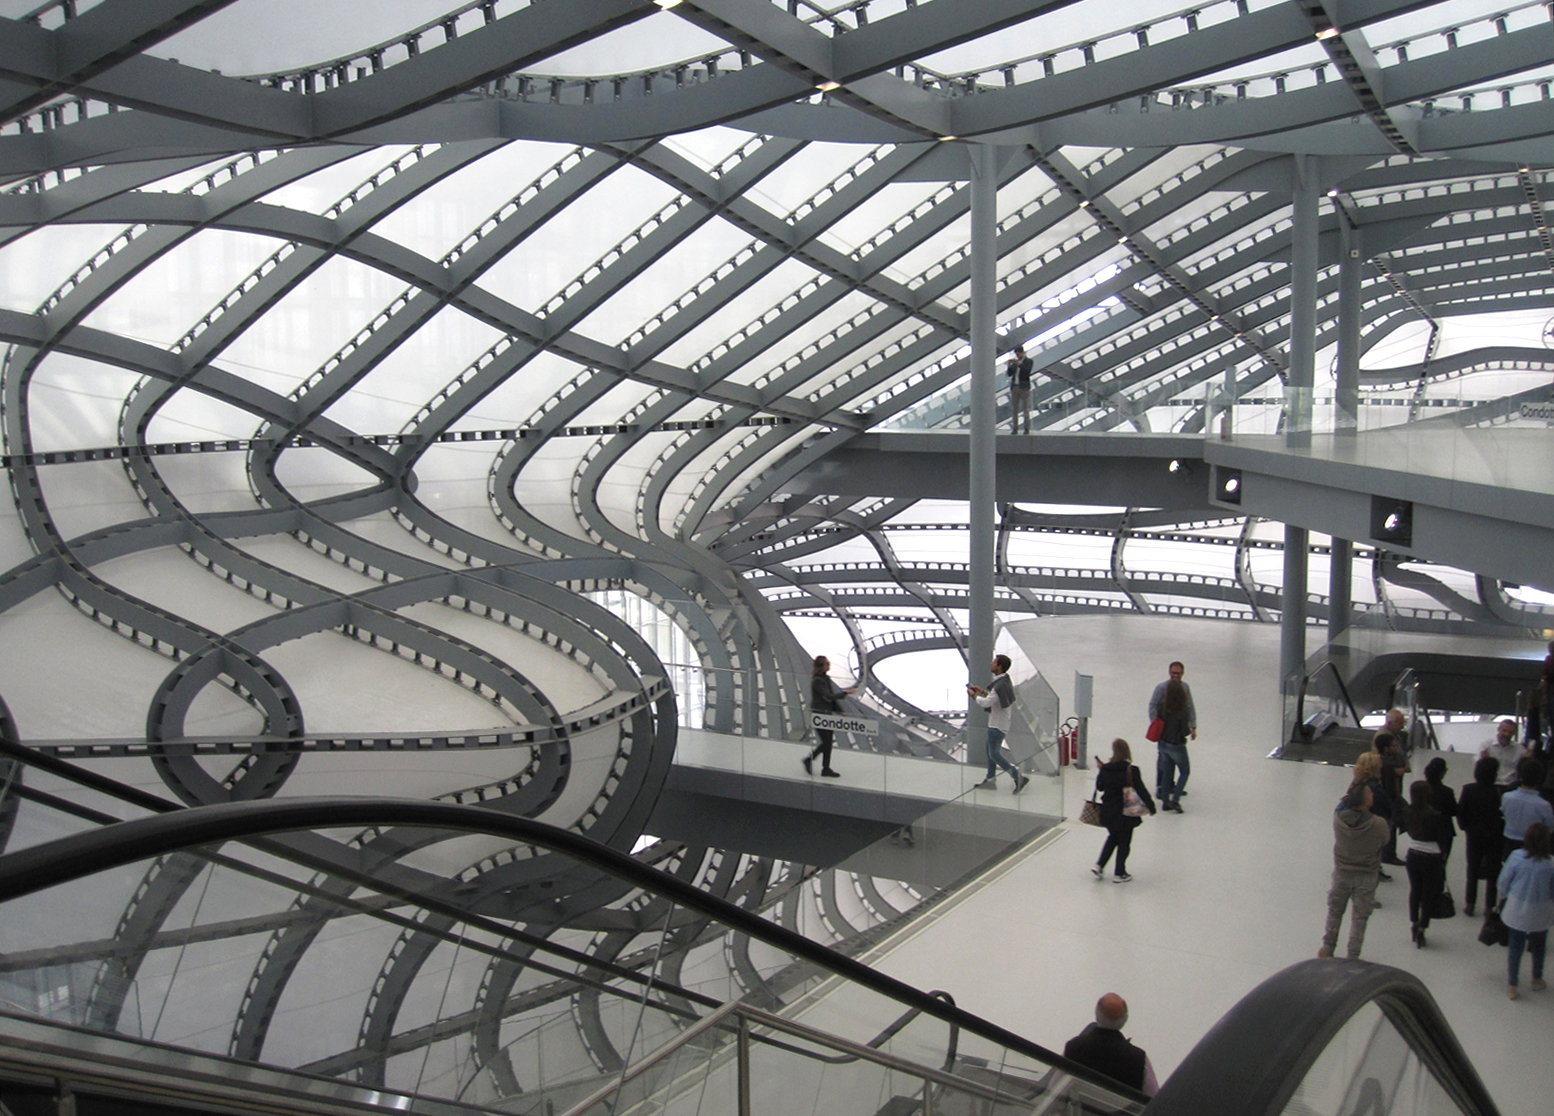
1422;756;1457;865
1093;737;1156;883
804;655;853;777
1402;779;1451;948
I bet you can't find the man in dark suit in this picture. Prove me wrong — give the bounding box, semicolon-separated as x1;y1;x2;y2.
1063;993;1158;1095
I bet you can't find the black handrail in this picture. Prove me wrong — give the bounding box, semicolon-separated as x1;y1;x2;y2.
1148;959;1502;1116
1308;659;1363;728
0;797;1147;1107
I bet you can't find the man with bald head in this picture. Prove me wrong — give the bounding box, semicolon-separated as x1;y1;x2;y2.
1062;993;1158;1096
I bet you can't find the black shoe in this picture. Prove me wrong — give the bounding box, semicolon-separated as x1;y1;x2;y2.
1465;904;1476;917
821;768;841;778
1378;870;1393;881
1013;773;1029;794
802;755;813;775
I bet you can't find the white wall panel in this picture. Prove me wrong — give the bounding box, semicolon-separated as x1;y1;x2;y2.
28;356;147;451
36;460;151;541
0;593;174;739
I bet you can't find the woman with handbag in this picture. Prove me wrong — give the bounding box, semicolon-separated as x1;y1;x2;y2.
1092;738;1156;883
1497;822;1554;999
1402;780;1449;948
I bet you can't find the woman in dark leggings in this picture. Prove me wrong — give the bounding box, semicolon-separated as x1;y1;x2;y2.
1403;779;1449;948
1092;738;1156;882
804;656;853;777
1458;756;1504;916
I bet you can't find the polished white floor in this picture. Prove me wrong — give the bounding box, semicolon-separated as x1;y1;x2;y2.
848;616;1546;1114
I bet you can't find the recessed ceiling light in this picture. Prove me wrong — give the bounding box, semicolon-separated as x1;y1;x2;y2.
817;81;840;92
654;0;682;8
1315;27;1338;40
938;135;957;142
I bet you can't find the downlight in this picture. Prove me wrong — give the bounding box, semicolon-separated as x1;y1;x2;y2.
1214;467;1242;505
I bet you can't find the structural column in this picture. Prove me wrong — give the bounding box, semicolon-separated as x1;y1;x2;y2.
1286;154;1320;450
1281;525;1310;692
1328;217;1360;644
966;144;997;764
1335;217;1362;434
1328;537;1352;641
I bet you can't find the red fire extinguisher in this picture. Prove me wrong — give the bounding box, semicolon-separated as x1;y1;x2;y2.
1059;717;1080;767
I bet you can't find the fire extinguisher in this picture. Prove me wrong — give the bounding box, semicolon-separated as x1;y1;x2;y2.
1059;717;1080;767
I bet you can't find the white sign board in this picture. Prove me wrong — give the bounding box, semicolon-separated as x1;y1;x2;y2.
1520;401;1554;420
810;711;879;737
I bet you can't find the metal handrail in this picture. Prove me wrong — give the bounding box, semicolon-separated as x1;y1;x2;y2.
1307;660;1363;727
558;996;1072;1116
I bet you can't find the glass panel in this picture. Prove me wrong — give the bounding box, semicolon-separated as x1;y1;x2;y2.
1280;1002;1472;1116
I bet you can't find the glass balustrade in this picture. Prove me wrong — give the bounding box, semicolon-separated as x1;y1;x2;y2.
0;800;1145;1116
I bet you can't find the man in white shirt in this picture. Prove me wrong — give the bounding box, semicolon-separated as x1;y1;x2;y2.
1481;719;1525;789
968;655;1029;793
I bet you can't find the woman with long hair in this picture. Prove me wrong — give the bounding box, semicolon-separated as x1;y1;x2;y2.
1092;738;1156;883
1422;756;1457;866
1402;779;1449;947
1498;822;1554;999
1156;679;1191;813
804;655;853;778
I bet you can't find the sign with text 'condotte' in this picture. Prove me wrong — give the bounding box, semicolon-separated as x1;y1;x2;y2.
810;711;879;737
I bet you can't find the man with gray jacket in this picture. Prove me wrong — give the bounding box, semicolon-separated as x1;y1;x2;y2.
1319;782;1392;960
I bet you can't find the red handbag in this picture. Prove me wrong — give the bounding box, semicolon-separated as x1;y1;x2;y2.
1146;717;1165;742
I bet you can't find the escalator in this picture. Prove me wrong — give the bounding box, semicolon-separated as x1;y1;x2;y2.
0;759;1148;1116
0;759;1509;1115
1152;959;1501;1116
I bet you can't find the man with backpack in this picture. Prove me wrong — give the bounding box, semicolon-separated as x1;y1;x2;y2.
969;654;1029;792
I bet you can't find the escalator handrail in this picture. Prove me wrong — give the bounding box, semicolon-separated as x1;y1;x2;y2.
1147;958;1502;1116
0;796;1149;1107
1308;660;1363;728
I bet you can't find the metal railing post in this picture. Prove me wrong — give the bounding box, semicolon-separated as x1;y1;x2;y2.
738;1014;751;1116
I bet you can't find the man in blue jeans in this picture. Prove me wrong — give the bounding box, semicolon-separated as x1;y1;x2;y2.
969;655;1029;793
1148;661;1196;806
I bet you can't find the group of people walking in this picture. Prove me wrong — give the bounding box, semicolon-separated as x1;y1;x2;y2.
1085;662;1198;880
1321;717;1554;999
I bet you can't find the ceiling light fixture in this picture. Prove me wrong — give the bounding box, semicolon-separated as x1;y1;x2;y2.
1215;467;1243;505
938;134;958;142
816;80;840;91
654;0;682;8
1315;27;1339;40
